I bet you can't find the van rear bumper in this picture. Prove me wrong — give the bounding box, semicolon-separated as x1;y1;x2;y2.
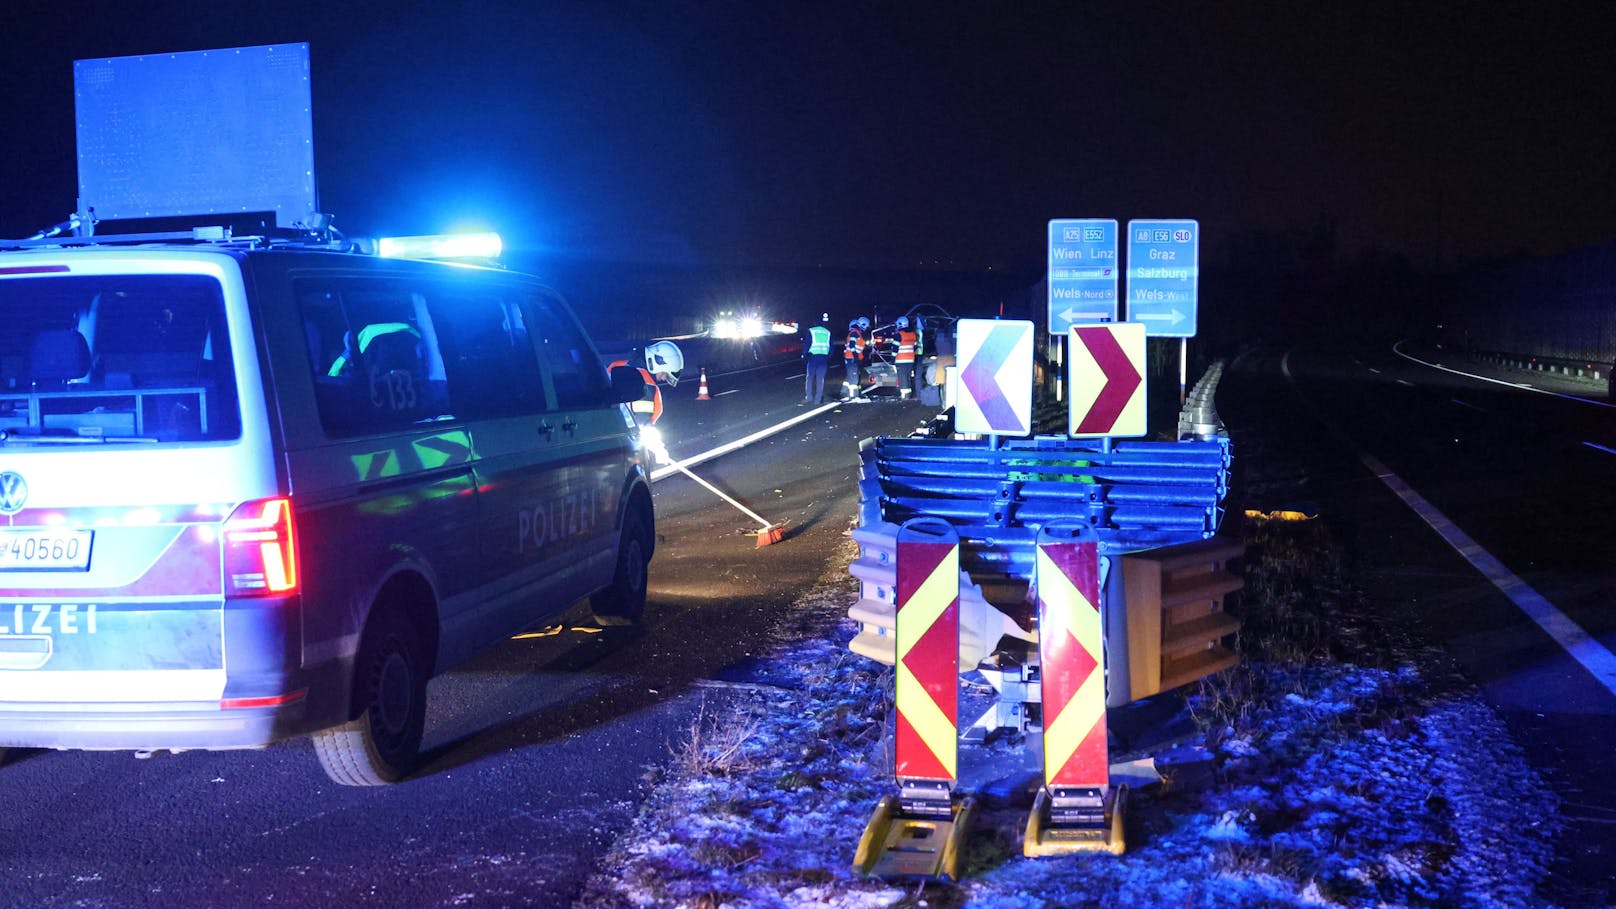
0;696;310;751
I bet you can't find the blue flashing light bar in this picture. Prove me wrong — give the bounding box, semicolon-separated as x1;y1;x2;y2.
376;232;503;261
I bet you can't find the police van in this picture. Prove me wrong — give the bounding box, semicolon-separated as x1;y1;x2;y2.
0;231;656;785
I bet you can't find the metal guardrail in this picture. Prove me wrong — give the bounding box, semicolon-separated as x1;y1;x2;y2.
1177;358;1227;441
1470;349;1607;383
847;434;1234;689
867;435;1230;550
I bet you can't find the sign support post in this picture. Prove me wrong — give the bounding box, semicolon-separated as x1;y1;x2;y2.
1181;337;1188;406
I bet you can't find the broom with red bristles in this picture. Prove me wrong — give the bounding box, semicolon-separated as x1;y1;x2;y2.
669;461;786;546
641;421;785;547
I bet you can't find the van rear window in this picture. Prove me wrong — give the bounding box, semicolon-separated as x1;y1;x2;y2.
0;274;241;443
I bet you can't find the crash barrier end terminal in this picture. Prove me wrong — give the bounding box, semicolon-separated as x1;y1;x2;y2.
848;434;1242;873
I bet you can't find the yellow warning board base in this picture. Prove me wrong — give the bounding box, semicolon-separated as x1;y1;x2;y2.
853;793;977;881
1022;785;1127;857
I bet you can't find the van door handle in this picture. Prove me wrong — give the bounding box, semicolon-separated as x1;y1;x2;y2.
561;418;579;433
537;421;555;438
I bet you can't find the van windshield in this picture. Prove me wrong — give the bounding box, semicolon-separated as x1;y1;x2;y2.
0;273;241;443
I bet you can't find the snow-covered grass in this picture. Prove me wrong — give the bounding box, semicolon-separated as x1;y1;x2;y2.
577;516;1560;908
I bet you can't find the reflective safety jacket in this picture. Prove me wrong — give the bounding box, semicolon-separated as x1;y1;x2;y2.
807;325;832;357
608;359;662;424
844;328;865;361
327;321;421;377
895;329;917;364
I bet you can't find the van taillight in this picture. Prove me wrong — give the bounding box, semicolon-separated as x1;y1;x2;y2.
223;498;298;596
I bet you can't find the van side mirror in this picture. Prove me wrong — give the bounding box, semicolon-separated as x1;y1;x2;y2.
609;364;649;404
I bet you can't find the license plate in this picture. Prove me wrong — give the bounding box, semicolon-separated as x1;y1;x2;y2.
0;529;94;571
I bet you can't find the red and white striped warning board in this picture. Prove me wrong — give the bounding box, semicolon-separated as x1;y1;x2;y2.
895;522;962;782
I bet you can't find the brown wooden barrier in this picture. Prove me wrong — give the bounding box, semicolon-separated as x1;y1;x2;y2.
1115;535;1243;702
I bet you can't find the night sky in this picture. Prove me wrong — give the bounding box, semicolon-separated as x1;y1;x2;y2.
2;2;1612;276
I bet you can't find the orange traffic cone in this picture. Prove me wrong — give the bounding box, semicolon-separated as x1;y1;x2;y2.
696;368;711;400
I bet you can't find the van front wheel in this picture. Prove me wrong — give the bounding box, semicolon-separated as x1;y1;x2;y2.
590;511;651;627
313;608;427;786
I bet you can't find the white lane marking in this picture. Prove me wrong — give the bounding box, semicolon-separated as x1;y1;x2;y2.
1582;441;1616;456
1450;398;1486;412
1283;350;1616;698
713;389;740;397
1393;341;1615;409
1368;367;1381;374
1395;379;1413;387
649;396;864;482
713;360;794;379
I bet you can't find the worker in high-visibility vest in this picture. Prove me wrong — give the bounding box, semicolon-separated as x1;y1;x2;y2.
895;315;918;400
843;316;870;401
608;339;683;425
802;313;833;405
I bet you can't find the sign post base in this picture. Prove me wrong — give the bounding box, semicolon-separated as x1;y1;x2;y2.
854;792;977;881
1023;784;1127;857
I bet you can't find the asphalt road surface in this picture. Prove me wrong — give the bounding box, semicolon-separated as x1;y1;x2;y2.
1222;342;1616;905
0;353;931;907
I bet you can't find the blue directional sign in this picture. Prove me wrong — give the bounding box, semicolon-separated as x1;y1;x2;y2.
1047;219;1119;336
1125;219;1199;337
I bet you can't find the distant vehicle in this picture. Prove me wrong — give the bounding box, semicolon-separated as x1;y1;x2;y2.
0;231;654;785
863;305;958;399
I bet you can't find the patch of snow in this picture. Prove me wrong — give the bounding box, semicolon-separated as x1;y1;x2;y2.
576;547;1561;908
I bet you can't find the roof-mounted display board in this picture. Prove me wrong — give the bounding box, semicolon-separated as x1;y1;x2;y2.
74;43;316;228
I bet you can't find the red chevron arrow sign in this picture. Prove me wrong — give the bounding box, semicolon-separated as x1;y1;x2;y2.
955;319;1034;436
1067;323;1146;438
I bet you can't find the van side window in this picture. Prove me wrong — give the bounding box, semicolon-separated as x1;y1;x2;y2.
428;285;548;419
524;289;611;410
297;279;453;437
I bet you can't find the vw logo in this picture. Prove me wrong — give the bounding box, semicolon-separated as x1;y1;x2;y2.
0;472;27;515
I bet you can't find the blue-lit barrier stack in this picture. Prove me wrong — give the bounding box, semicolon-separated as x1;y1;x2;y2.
863;436;1228;552
848;434;1238;707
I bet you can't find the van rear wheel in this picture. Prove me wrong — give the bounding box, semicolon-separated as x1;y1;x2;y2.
590;510;651;626
313;608;427;786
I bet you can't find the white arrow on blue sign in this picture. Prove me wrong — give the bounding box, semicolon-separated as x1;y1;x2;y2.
1124;219;1199;338
1047;219;1119;336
